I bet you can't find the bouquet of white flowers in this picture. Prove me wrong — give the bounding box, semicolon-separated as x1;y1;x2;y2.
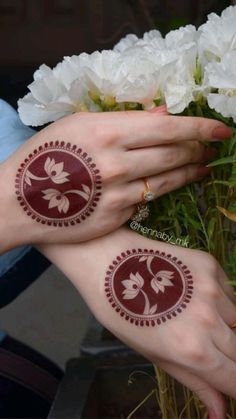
18;5;236;418
18;6;236;126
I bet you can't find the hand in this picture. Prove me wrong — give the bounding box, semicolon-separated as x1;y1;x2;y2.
39;227;236;419
0;108;232;253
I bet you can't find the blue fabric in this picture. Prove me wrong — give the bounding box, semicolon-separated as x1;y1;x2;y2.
0;99;35;276
0;330;7;343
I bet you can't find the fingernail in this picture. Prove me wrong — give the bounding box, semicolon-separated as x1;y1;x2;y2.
148;105;168;114
211;125;232;140
208;408;217;419
197;165;212;178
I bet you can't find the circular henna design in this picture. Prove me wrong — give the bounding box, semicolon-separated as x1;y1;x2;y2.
105;249;193;326
15;142;102;226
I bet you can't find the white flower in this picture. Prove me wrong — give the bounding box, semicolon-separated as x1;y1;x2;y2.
18;61;100;126
205;52;236;123
198;6;236;68
113;34;139;52
116;46;190;109
115;51;162;108
42;189;70;213
142;29;163;43
151;271;174;294
113;27;199;111
122;272;144;300
113;30;163;53
78;50;125;98
44;157;70;184
165;25;198;49
80;48;169;109
163;43;200;113
18;64;74;126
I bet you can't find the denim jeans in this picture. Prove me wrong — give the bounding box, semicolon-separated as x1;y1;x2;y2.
0;99;35;276
0;99;51;307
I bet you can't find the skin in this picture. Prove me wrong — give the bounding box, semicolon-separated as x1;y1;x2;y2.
0;107;232;254
38;227;236;419
104;248;194;326
15;141;102;226
0;108;234;419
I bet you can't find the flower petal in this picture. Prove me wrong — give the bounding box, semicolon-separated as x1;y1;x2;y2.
150;278;160;294
82;184;90;195
52;174;70;184
122;289;139;299
62;196;70;213
148;304;158;315
44;157;55;175
48;195;61;209
130;272;144;288
51;162;64;176
139;256;147;262
42;188;59;200
122;279;136;291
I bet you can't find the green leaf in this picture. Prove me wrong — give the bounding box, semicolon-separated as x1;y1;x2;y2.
205;180;233;187
207;155;236;167
196;104;203;117
229;133;236;154
207;217;216;240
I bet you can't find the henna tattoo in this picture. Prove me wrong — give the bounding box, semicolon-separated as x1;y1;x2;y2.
105;249;193;326
15;142;102;226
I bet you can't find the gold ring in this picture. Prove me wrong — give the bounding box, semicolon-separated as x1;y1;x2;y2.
142;178;155;202
230;322;236;329
130;178;154;222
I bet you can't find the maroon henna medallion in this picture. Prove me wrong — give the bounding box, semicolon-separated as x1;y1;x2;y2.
15;141;102;226
105;249;193;326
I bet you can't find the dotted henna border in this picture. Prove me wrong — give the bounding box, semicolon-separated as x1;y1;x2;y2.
15;141;102;227
105;249;193;327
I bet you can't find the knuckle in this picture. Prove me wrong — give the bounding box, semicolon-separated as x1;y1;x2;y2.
196;118;214;141
92;123;115;146
180;165;192;185
165;147;178;166
198;252;220;276
104;191;123;212
190;141;204;162
194;119;203;138
188;348;206;365
183;340;207;365
102;160;127;184
205;284;221;300
164;118;177;141
198;309;217;328
156;178;170;196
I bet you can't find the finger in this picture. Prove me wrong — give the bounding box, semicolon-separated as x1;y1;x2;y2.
157;360;225;419
214;285;236;326
125;142;216;181
114;113;233;148
121;163;211;207
212;313;236;364
217;265;236;305
195;349;236;403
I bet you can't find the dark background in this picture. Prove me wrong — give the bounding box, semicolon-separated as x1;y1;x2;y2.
0;0;233;108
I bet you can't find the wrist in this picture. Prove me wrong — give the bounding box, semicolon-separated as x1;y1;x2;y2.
0;161;35;254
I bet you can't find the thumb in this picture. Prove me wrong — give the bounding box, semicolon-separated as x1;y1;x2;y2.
157;360;225;419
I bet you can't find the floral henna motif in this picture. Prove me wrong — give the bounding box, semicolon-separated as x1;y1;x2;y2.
105;249;193;326
15;141;102;226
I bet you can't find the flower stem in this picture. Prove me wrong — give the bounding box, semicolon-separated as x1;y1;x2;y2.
140;289;151;315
